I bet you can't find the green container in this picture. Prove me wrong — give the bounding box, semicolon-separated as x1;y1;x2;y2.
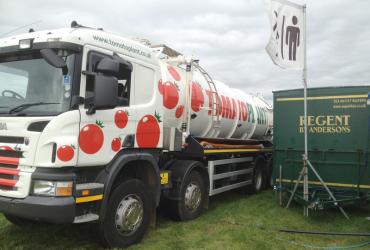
273;85;370;208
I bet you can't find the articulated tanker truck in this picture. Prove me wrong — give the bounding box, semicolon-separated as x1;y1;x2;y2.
0;22;272;247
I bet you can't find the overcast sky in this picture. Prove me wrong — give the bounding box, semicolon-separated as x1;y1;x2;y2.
1;0;369;103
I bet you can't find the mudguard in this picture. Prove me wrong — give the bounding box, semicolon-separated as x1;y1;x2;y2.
163;160;209;202
97;149;160;221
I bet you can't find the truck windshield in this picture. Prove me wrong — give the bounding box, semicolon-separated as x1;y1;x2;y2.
0;50;76;116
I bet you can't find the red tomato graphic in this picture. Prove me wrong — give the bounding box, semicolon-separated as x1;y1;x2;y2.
162;81;179;109
115;110;129;129
158;79;164;95
167;65;181;81
175;105;184;118
191;82;204;112
136;114;161;148
0;146;13;151
57;145;74;162
79;122;104;154
111;138;121;152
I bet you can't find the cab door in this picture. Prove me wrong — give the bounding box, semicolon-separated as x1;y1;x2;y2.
77;45;162;167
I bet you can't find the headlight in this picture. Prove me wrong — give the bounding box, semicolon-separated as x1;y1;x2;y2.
33;180;73;197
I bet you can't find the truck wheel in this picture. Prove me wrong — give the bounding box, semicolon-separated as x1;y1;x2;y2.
4;214;35;227
253;166;264;192
169;171;206;221
99;179;151;248
246;164;264;194
265;158;273;189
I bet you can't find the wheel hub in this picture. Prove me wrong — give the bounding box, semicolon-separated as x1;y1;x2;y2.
115;195;143;236
184;182;201;211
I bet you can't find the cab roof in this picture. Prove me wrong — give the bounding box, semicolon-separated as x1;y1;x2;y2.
0;28;156;64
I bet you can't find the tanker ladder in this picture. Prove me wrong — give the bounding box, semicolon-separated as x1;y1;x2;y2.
164;55;221;137
193;62;221;138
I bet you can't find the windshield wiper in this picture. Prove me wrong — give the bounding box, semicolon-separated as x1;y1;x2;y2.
9;102;60;114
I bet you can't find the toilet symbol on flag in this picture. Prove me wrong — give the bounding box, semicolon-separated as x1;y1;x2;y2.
286;16;300;61
265;0;304;69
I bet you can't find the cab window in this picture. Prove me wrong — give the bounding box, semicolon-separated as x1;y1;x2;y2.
86;51;132;107
133;64;155;105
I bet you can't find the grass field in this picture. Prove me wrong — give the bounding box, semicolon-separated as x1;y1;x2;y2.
0;190;369;249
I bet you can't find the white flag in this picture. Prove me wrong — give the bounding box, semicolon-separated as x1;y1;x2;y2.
266;0;305;69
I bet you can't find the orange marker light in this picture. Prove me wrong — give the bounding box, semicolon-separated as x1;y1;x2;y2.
55;182;73;196
82;190;90;196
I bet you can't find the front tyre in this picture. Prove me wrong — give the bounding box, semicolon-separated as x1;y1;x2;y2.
99;179;151;248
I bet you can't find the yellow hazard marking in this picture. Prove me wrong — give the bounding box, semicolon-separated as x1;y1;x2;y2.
276;94;367;102
160;172;169;185
204;148;272;154
277;178;370;189
75;194;103;203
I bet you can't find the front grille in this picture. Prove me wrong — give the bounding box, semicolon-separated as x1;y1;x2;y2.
0;163;18;169
0;134;31;197
0;167;19;191
0;145;24;168
0;153;21;170
0;150;23;158
0;173;17;179
0;156;19;165
0;186;14;191
0;136;24;144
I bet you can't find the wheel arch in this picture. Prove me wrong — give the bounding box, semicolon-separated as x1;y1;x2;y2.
255;154;267;169
164;160;209;202
98;150;160;221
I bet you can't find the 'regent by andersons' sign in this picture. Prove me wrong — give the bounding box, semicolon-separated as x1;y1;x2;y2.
298;115;351;134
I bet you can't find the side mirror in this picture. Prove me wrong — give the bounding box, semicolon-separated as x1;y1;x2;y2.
96;58;120;75
40;49;68;75
87;75;118;114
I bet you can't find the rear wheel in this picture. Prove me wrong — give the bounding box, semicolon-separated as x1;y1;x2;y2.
167;171;206;221
265;158;273;189
247;157;266;194
253;166;264;192
99;179;151;248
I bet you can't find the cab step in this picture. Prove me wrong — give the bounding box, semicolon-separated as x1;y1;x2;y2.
73;213;99;223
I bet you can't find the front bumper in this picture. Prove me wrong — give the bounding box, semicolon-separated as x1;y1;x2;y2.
0;195;75;224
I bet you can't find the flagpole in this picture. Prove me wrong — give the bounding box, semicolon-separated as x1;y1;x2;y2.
265;0;310;216
302;4;309;217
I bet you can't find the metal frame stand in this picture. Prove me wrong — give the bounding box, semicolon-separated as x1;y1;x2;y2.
284;5;349;219
285;159;349;219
